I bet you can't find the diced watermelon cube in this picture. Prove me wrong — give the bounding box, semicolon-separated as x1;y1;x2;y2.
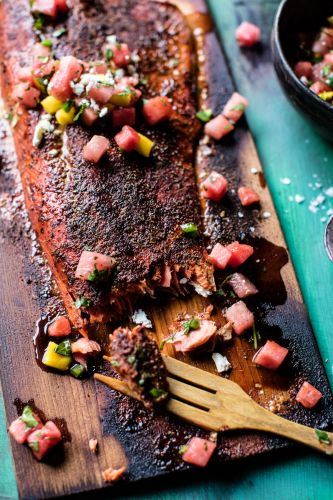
114;125;140;152
75;250;115;280
83;135;110;163
235;21;261;47
207;243;232;270
55;0;68;13
111;107;136;128
202;171;228;202
238;186;260;206
253;340;288;370
92;62;108;74
9;414;42;444
324;51;333;67
142;96;173;126
229;273;258;298
312;61;327;82
87;82;113;104
225;300;254;335
48;55;83;101
81;108;99;127
48;316;71;337
32;43;52;69
296;381;323;409
223;92;249;123
33;60;57;79
27;421;62;461
226;241;254;268
32;0;57;17
17;67;34;85
310;81;331;95
312;28;333;56
182;437;216;467
12;83;40;108
294;61;313;79
112;43;131;67
204;115;234;140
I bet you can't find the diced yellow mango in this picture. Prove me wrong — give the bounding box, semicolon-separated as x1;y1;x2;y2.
41;96;63;114
55;107;76;126
135;133;154;157
42;341;72;371
110;93;132;107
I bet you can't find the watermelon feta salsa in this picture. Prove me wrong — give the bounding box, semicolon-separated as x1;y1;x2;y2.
296;382;323;409
181;437;216;467
9;405;62;460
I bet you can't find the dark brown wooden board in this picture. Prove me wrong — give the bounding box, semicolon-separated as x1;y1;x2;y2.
0;1;332;499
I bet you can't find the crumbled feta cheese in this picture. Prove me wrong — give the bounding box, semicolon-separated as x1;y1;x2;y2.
320;217;327;222
280;177;291;185
262;211;271;219
190;282;212;297
212;352;231;373
193;27;203;36
106;35;117;44
99;107;108;118
300;76;309;85
179;277;188;284
132;309;153;329
325;187;333;197
32;115;54;148
294;194;305;203
48;148;58;157
251;167;258;174
238;212;244;218
131;51;141;63
70;80;85;96
89;99;100;113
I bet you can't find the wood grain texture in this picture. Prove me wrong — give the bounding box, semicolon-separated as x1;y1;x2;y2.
0;0;333;499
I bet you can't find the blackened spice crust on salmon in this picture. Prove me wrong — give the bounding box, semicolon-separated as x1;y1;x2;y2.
0;0;215;327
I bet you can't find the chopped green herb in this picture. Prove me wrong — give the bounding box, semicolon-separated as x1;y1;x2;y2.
74;296;92;308
37;56;49;64
183;317;200;335
178;444;188;455
28;441;40;452
21;406;39;429
62;100;74;112
105;48;113;61
70;363;86;379
34;14;44;30
215;289;226;297
127;355;136;365
180;222;198;237
139;78;148;85
252;323;261;350
110;359;120;367
41;39;53;48
149;387;168;398
231;103;246;112
229;290;236;298
325;73;333;87
5;112;13;122
53;27;66;38
322;64;331;77
55;340;72;357
73;103;89;122
87;266;108;283
315;429;331;445
196;108;213;122
214;274;233;297
34;77;47;93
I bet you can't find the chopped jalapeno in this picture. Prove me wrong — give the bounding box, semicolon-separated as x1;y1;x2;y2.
70;363;86;379
180;222;198;236
55;340;72;357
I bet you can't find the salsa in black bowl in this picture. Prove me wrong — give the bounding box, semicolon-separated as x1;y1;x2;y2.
272;0;333;141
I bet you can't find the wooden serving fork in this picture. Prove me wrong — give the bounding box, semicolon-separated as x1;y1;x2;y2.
95;354;333;456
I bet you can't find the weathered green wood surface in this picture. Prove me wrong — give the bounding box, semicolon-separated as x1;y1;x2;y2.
1;0;333;498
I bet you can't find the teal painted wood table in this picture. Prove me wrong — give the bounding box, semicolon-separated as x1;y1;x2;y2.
1;0;333;498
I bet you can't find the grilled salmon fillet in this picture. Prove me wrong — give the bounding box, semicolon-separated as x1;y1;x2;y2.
0;0;215;330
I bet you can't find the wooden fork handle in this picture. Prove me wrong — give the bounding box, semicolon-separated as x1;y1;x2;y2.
253;406;333;456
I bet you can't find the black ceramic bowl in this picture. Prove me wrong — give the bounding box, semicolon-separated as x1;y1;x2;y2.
272;0;333;141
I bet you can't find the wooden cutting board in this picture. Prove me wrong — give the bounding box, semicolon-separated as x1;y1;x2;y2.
0;0;332;498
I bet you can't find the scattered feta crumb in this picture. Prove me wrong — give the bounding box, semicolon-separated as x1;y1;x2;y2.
250;167;258;174
99;107;108;118
48;149;58;157
70;80;85;96
89;438;98;453
294;195;305;204
106;34;117;44
238;212;244;218
280;177;291;185
262;211;271;219
320;217;327;222
315;182;322;189
212;352;232;373
190;281;212;297
32;114;54;148
179;277;188;284
132;309;152;328
327;208;333;216
325;187;333;197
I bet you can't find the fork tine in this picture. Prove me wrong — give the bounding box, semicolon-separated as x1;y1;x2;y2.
166;398;220;431
162;354;220;391
94;373;140;400
167;376;216;409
